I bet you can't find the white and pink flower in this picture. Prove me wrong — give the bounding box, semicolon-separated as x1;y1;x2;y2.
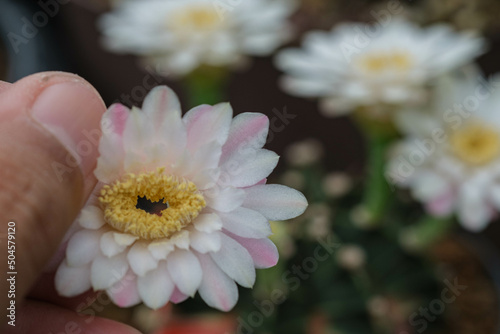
55;86;307;310
388;73;500;231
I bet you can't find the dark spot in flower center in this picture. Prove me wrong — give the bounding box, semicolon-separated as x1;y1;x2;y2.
136;196;169;216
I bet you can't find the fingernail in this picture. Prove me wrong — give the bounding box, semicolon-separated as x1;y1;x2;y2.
31;81;105;181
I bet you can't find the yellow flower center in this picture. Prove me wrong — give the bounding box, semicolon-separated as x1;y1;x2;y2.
357;52;413;74
99;168;206;240
450;122;500;166
168;6;223;31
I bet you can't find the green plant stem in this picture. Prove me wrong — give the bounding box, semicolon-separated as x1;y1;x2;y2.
362;134;393;224
184;66;229;108
404;215;455;251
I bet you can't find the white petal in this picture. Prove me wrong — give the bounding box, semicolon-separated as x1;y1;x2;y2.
155;98;187;165
66;229;101;267
205;187;246;213
457;181;491;232
184;103;233;152
219;207;272;239
489;184;500;209
197;253;238;312
128;242;159;276
243;184;308;220
55;262;91;297
91;253;128;290
210;234;256;288
113;232;139;246
148;239;175;260
78;206;105;230
100;231;128;258
170;230;190;249
137;261;174;310
190;230;222;253
106;270;141;308
222;149;279;188
166;250;203;297
194;213;223;233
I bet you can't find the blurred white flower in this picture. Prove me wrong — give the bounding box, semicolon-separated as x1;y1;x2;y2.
323;172;353;198
336;244;366;271
388;73;500;231
285;138;324;166
98;0;297;76
276;18;485;116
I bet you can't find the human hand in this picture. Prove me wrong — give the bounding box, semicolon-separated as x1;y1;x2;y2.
0;72;141;334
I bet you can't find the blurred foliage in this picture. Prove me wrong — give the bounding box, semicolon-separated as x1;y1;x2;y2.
236;157;447;334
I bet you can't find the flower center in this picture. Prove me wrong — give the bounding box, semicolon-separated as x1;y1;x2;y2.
357;52;412;74
450;122;500;166
168;6;223;31
99;168;206;240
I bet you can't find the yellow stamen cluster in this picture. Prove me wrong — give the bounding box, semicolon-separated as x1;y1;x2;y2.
358;52;412;73
450;122;500;166
99;168;206;240
169;6;222;31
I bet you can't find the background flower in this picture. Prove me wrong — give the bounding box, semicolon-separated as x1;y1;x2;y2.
388;72;500;231
98;0;297;76
276;18;486;117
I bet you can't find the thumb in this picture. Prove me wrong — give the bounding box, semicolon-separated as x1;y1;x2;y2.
0;72;106;311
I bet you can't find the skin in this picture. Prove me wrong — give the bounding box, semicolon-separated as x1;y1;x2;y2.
0;72;141;334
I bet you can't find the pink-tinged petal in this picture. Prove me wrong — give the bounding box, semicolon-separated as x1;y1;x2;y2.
197;253;238;312
66;229;101;267
255;178;267;186
166;250;203;297
141;86;181;127
243;184;308;220
227;232;279;269
170;287;189;304
220;113;269;163
190;230;222;253
103;103;129;137
219;207;272;239
210;234;256;288
55;262;91;297
425;191;455;217
205;187;246;213
91;253;128;290
221;149;279;188
184;103;233;152
194;213;223;233
138;261;174;310
78;206;105;230
96;105;129;182
106;270;141;308
128;242;159;276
